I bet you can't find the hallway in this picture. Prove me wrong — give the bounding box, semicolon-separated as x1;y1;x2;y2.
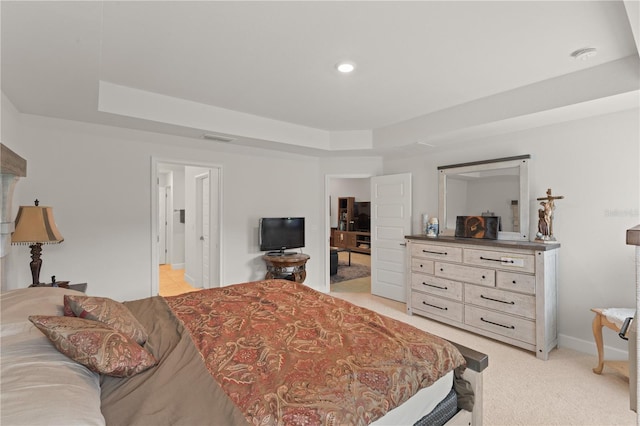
159;264;198;297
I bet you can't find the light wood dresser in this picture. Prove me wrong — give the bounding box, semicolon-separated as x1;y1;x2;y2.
406;235;560;360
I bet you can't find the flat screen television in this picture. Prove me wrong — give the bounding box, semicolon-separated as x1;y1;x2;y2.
259;217;305;254
353;202;371;232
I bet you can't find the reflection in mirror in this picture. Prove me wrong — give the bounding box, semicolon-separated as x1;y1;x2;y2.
438;155;530;240
446;167;520;232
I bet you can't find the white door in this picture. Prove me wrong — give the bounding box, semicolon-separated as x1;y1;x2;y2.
201;174;210;288
158;186;168;265
194;172;211;288
370;173;412;302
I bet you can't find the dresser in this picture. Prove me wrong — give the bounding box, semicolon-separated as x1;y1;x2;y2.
406;235;560;360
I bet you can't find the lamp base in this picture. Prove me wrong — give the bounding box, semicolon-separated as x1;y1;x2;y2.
29;243;43;286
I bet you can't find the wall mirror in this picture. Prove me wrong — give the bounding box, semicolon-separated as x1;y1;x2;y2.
438;155;530;241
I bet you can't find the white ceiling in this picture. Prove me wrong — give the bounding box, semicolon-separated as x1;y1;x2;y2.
2;1;639;156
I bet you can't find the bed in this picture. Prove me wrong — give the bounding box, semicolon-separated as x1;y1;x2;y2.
1;280;487;425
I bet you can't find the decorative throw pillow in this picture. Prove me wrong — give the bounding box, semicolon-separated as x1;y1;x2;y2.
28;315;157;377
63;300;75;317
64;295;148;345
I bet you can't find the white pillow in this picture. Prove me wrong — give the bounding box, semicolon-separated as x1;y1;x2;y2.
1;288;106;425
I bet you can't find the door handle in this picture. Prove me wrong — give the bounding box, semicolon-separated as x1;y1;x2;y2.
200;236;205;241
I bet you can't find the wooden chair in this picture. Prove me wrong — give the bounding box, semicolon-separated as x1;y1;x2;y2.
591;308;634;376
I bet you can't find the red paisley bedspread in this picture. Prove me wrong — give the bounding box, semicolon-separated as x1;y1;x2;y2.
164;279;465;426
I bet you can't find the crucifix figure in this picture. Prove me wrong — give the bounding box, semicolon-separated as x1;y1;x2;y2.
535;188;564;242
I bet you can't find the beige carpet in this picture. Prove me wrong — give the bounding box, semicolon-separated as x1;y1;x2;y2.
332;292;636;426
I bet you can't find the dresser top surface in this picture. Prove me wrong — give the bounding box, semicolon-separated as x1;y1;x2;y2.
406;235;560;251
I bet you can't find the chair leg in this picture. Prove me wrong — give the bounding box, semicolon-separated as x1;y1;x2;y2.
592;313;605;374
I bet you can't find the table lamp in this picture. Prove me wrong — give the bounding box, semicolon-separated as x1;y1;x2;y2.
11;199;64;286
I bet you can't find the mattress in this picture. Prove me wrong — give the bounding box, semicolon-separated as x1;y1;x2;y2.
371;370;454;425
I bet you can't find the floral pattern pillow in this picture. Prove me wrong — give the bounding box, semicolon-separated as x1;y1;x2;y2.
64;295;148;345
29;315;157;377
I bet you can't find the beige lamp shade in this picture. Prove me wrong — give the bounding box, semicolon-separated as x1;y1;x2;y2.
11;205;64;245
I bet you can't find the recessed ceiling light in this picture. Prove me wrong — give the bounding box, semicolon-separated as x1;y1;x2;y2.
570;47;598;61
336;62;356;73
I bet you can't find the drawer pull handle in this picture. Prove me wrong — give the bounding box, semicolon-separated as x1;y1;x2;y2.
480;256;514;264
423;302;448;311
481;317;515;329
423;282;448;290
423;249;448;255
480;294;515;305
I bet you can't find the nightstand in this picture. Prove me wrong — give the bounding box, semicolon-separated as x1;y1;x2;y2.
29;283;88;293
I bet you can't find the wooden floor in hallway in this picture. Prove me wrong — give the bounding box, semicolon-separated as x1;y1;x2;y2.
159;264;198;297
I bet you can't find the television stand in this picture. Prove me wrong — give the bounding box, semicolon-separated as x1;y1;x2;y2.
262;253;310;283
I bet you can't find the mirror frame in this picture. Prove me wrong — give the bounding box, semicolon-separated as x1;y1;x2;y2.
438;155;530;241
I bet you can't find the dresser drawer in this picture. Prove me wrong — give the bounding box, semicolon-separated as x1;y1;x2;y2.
464;248;535;274
411;258;434;274
411;274;463;301
497;271;536;295
412;293;463;323
465;305;535;345
411;244;462;263
465;285;535;319
435;262;495;287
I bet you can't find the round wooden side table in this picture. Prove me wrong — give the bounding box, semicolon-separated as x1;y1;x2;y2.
262;253;310;283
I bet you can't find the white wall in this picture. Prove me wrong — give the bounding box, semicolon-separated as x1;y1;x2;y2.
383;108;640;356
1;111;340;300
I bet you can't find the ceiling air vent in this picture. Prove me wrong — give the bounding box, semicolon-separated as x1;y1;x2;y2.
201;133;235;143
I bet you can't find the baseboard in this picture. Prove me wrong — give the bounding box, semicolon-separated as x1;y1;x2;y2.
559;333;628;361
183;273;196;286
171;263;185;270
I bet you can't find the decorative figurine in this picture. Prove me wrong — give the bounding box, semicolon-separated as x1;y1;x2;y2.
535;188;564;242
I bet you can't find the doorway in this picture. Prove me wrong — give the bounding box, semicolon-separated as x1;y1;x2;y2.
325;175;373;295
151;158;222;296
324;173;412;302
